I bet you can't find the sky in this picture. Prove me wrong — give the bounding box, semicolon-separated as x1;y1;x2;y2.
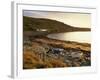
23;10;91;28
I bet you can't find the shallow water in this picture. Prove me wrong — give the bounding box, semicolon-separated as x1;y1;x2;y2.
47;31;91;43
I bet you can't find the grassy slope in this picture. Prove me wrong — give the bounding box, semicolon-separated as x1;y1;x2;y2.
23;16;90;33
23;16;91;69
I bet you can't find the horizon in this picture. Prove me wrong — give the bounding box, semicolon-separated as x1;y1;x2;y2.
23;10;91;28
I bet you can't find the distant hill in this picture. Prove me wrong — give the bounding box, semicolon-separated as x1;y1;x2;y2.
23;16;90;33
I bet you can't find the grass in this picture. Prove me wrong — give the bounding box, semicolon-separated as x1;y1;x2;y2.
23;49;68;69
23;16;90;33
23;16;91;69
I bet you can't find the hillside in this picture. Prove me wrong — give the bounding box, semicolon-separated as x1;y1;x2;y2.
23;37;91;69
23;16;90;33
23;16;91;69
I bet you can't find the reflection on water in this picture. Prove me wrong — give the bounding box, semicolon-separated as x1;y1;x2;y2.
47;32;91;43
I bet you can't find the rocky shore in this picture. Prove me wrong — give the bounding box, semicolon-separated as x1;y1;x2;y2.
23;36;91;69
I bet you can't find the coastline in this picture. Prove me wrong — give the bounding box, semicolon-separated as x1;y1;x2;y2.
23;36;91;69
33;36;91;52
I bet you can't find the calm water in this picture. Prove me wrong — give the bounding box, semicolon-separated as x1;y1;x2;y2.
47;32;91;43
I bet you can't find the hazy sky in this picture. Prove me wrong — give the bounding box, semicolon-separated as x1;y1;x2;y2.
23;10;91;28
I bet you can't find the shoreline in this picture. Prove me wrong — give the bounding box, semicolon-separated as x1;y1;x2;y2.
23;16;91;69
32;36;91;52
23;36;91;69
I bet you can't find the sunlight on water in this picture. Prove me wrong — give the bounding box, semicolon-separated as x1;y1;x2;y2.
47;32;91;43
